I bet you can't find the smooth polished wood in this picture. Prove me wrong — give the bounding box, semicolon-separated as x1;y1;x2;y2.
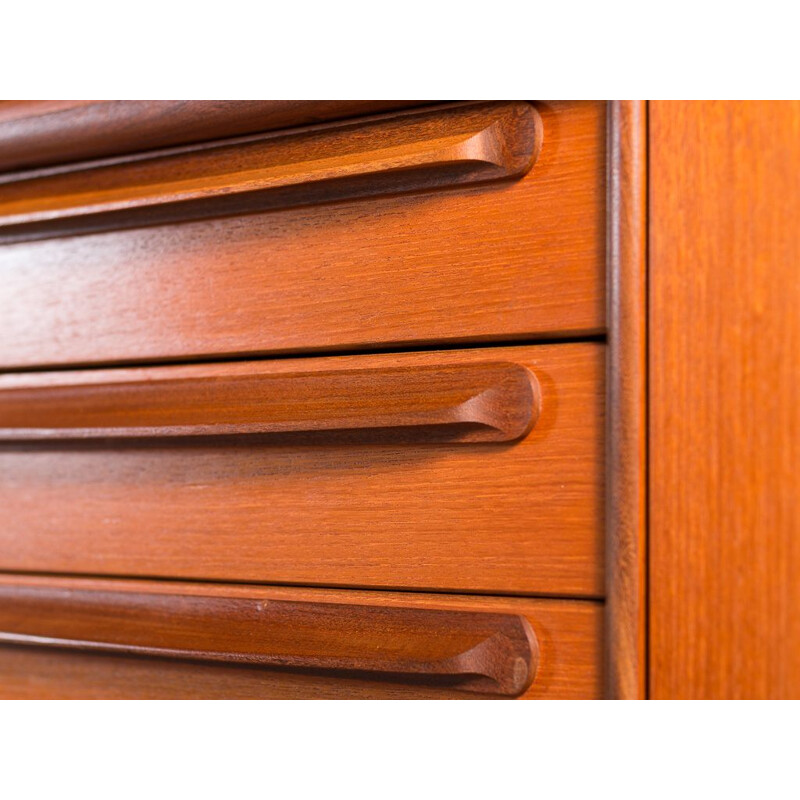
0;576;603;699
0;101;605;369
0;344;604;596
0;361;540;444
605;101;647;699
0;103;541;243
650;101;800;699
0;101;431;173
0;583;538;697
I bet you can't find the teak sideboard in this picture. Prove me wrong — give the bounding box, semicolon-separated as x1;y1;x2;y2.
0;100;797;699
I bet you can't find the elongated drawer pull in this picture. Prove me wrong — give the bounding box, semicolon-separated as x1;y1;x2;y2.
0;101;542;243
0;361;540;443
0;586;539;697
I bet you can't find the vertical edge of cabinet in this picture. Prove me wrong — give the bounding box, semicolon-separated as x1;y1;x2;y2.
605;101;647;699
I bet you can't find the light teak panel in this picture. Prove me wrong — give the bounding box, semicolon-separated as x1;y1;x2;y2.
0;101;605;368
0;576;604;699
650;101;800;698
0;344;604;596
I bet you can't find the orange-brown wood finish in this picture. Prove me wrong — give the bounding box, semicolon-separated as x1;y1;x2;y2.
605;101;647;699
0;100;431;172
0;344;604;596
0;102;541;243
0;576;603;699
649;101;800;698
0;101;605;369
0;582;539;697
0;98;624;700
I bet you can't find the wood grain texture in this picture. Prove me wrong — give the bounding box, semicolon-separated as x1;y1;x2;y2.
0;344;605;596
0;101;605;369
0;101;431;173
0;361;540;444
0;583;538;697
605;101;647;699
0;575;603;699
650;101;800;699
0;103;541;243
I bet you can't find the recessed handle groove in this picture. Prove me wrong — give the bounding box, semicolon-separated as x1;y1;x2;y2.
0;586;540;697
0;362;540;444
0;101;542;243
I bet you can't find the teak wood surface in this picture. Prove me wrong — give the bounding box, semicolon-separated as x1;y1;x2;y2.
0;344;604;597
0;101;431;172
0;102;541;243
0;101;605;369
649;101;800;698
0;98;619;700
0;575;604;699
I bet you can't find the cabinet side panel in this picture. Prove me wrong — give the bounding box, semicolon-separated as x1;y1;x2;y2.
649;101;800;698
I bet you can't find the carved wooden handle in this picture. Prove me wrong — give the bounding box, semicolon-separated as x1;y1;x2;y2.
0;586;539;696
0;362;540;444
0;101;542;243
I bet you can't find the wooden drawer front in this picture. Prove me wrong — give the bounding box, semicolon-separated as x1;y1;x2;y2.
0;343;604;596
0;576;604;699
0;101;605;369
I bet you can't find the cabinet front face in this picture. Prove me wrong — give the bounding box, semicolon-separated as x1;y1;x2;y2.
0;99;621;699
